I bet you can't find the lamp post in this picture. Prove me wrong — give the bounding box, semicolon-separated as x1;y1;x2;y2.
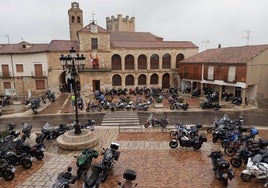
59;47;85;134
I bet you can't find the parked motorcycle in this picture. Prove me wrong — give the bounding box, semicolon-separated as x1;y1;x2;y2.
100;142;120;182
20;122;32;142
208;151;234;186
118;169;138;188
36;123;70;143
44;89;55;102
0;158;16;181
75;148;99;180
86;101;102;112
82;163;103;188
51;166;77;188
169;122;202;139
0;105;2;117
241;154;268;187
200;100;221;110
132;101;150;111
1;150;32;169
30;98;40;114
13;137;45;160
0;95;10;107
169;132;207;150
170;102;189;110
80;119;95;131
144;114;169;129
77;97;84;110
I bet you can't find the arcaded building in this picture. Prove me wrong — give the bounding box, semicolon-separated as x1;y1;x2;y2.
47;1;199;95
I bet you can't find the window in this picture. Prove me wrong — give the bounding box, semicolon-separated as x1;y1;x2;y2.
150;74;158;85
77;16;81;23
176;53;184;68
112;74;121;86
138;74;146;85
208;66;214;80
162;53;171;69
228;66;236;82
150;54;159;69
91;38;98;49
111;54;122;70
125;75;134;86
125;55;134;70
35;80;45;90
3;82;11;89
72;16;75;23
16;64;24;72
138;55;147;70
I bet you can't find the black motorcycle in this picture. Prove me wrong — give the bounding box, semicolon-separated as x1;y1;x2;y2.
144;114;169;129
170;102;189;110
0;158;15;181
80;119;95;131
0;95;10;107
51;167;77;188
20;123;32;142
30;98;40;114
77;97;84;110
82;163;104;188
200;100;221;110
13;137;45;160
86;101;102;112
208;151;234;186
169;132;207;150
1;150;32;169
100;142;120;182
75;148;99;180
44;89;55;102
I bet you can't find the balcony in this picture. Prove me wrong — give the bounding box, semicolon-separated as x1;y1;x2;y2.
0;71;13;78
31;71;47;78
180;73;202;80
224;75;238;83
81;67;111;73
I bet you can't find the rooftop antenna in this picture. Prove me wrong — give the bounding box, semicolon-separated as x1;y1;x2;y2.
243;30;250;45
202;40;210;50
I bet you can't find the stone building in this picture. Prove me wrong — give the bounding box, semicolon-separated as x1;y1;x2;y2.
0;1;199;99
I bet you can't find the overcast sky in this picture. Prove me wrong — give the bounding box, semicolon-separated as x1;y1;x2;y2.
0;0;267;51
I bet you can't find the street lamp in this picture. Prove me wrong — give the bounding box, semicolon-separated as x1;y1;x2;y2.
59;47;86;134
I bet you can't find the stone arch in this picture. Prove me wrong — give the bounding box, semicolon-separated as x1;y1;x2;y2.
176;53;184;68
150;54;159;69
162;73;170;89
162;53;171;69
150;73;159;85
112;74;122;86
125;74;134;86
138;74;147;85
138;54;147;70
125;54;134;70
111;54;122;70
58;70;80;93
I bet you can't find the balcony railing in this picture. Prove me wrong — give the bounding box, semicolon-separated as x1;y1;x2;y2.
0;71;13;78
31;71;47;77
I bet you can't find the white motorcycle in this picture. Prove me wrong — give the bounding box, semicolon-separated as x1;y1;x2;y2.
241;154;268;187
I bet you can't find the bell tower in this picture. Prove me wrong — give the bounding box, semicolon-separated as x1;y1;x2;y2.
68;2;83;41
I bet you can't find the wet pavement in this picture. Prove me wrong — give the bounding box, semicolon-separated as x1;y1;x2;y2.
0;94;267;187
0;127;268;188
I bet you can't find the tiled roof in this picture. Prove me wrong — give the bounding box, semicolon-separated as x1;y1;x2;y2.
47;40;78;52
80;22;109;33
0;41;48;54
111;41;198;49
110;31;198;49
110;31;163;42
181;44;268;64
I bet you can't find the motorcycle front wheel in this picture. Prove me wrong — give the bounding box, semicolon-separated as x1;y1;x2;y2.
221;178;228;186
101;170;109;182
35;151;44;160
3;170;14;181
86;108;90;112
169;141;178;148
22;158;32;169
224;147;236;157
192;143;202;150
221;140;230;148
169;131;178;139
230;157;242;168
144;123;150;128
241;173;251;182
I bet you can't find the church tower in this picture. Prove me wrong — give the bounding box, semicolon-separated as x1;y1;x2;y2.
68;2;83;41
